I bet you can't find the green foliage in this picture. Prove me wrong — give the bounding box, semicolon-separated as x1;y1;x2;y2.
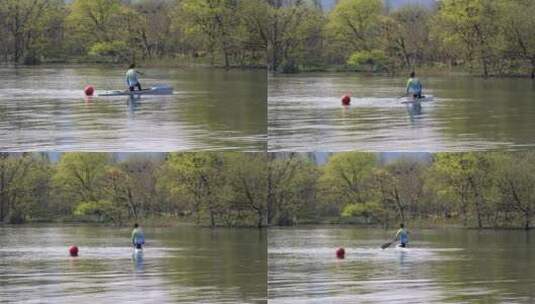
383;5;433;69
341;201;383;223
326;0;383;50
494;152;535;229
158;153;232;227
53;153;109;210
0;0;65;63
318;153;377;216
0;153;53;223
267;1;325;72
347;50;388;71
433;0;506;76
0;0;267;67
268;0;535;76
88;41;129;61
66;0;126;58
3;151;535;230
74;200;125;225
74;200;110;216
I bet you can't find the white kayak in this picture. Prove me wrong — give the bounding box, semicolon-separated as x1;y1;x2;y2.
400;95;434;104
98;85;173;97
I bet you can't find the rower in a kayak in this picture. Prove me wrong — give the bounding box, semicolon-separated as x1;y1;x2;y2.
126;64;143;92
406;72;423;99
132;223;145;249
394;223;409;248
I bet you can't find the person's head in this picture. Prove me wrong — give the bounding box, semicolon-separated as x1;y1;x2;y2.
410;71;415;78
134;223;139;228
129;63;136;69
400;223;405;228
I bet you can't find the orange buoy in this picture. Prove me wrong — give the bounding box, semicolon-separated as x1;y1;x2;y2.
69;246;79;257
84;85;95;96
336;247;345;259
341;95;351;105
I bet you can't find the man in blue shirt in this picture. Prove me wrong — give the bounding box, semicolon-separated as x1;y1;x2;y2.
394;223;409;248
131;223;145;249
406;71;423;99
126;64;143;92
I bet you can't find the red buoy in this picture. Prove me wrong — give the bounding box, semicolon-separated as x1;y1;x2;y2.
84;85;95;96
336;247;345;259
341;95;351;105
69;246;79;257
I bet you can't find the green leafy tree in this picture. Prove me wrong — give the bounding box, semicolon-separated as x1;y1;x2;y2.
347;50;388;72
66;0;130;61
74;200;125;225
383;5;432;69
319;152;377;216
0;154;52;223
434;0;505;77
226;153;269;228
498;0;535;78
495;152;535;230
325;0;384;63
228;0;271;66
268;155;319;225
53;153;109;212
0;0;64;63
158;153;230;227
267;1;324;72
174;0;241;68
372;158;426;224
428;153;498;228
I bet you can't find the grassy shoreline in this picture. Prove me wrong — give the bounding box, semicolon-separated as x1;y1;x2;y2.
273;217;534;231
0;58;267;71
0;216;267;229
4;218;533;231
274;65;535;79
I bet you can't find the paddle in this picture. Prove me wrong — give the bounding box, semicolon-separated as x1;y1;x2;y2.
381;240;395;249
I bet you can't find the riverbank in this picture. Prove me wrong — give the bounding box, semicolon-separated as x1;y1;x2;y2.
1;56;267;71
275;64;535;79
0;215;190;227
1;215;268;229
281;217;535;231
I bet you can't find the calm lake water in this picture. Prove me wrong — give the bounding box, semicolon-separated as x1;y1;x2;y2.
269;227;535;304
268;73;535;152
0;225;267;304
0;66;266;151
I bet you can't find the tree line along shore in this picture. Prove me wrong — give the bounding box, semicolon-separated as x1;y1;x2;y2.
269;0;535;78
1;152;535;230
0;0;267;68
3;0;534;77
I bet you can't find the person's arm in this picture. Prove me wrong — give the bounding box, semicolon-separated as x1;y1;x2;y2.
406;79;411;94
393;229;400;241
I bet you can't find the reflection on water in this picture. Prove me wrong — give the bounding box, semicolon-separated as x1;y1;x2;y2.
0;225;267;303
268;73;535;152
133;250;144;272
0;66;267;151
269;227;535;304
